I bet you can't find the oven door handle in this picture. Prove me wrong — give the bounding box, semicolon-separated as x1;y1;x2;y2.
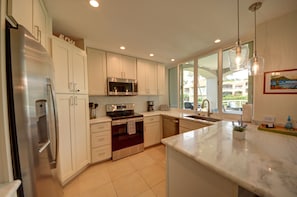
112;118;143;126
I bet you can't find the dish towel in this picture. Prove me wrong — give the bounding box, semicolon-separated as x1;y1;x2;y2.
127;120;136;135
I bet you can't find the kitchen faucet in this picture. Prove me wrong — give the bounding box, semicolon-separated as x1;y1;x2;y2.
201;99;211;117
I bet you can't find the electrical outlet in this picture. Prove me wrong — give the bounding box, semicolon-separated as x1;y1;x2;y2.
263;116;275;123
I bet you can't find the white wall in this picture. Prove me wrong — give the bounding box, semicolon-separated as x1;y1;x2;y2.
253;10;297;126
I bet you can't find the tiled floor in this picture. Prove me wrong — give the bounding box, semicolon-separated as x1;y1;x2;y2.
63;145;166;197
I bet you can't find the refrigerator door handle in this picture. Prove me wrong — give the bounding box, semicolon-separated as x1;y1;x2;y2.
47;78;59;169
39;140;51;153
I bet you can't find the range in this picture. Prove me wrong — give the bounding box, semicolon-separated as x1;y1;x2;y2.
106;103;144;160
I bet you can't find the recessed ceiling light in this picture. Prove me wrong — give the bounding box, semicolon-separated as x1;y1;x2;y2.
89;0;99;7
120;46;126;50
214;39;221;44
171;59;175;62
149;53;154;57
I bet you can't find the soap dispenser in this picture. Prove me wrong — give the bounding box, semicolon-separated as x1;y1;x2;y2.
285;116;293;130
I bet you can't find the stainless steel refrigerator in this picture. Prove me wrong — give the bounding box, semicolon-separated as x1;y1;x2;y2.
6;22;63;197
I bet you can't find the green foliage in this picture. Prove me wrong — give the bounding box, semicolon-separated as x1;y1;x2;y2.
223;95;247;100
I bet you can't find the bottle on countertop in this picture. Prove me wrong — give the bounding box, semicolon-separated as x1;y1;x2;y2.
285;115;293;130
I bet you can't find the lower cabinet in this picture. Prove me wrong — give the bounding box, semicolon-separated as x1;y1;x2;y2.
56;94;90;185
144;115;161;148
179;119;211;133
90;122;111;163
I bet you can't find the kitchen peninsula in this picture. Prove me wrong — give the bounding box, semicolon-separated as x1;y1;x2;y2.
162;121;297;197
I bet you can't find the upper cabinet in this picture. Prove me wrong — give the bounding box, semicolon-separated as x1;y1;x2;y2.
87;48;107;95
137;59;158;95
106;52;137;79
8;0;51;50
52;37;88;94
157;64;166;95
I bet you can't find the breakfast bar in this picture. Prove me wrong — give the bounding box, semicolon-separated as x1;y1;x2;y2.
161;121;297;197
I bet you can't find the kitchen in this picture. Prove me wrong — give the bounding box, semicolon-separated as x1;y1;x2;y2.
0;0;297;197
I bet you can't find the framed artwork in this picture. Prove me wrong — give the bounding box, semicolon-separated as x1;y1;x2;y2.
264;68;297;94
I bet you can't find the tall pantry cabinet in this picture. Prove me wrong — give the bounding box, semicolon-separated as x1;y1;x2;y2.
51;37;90;185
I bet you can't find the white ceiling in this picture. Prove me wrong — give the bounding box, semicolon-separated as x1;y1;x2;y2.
43;0;297;65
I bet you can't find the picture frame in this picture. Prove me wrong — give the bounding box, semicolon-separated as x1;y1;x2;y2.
264;68;297;94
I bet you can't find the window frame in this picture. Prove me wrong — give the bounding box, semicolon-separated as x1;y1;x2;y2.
170;41;254;117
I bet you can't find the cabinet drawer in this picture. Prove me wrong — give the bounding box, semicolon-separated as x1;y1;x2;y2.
91;131;111;147
144;115;160;123
91;145;111;163
90;122;111;133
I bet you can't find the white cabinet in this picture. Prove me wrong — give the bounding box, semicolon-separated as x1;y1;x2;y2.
137;59;158;95
90;122;111;163
56;94;90;185
87;48;107;95
33;0;48;48
52;37;88;94
106;52;137;79
179;119;211;133
8;0;33;35
144;115;161;148
157;64;166;95
8;0;51;50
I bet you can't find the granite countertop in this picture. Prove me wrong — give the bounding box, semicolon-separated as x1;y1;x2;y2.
161;121;297;197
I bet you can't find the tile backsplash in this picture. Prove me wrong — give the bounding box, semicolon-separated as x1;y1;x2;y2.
89;95;167;118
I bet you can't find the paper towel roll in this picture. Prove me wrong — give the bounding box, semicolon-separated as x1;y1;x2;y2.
242;104;253;122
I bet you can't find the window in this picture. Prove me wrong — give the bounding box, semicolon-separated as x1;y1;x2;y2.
198;53;218;112
172;41;253;115
222;42;253;114
179;61;194;110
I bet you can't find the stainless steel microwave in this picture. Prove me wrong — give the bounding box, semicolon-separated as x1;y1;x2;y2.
107;77;138;96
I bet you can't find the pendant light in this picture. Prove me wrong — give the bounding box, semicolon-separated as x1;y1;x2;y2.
248;2;264;76
229;0;249;71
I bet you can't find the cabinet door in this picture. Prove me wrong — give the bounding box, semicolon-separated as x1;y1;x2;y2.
33;0;47;48
144;122;161;148
87;48;107;95
52;38;72;93
121;55;137;79
56;94;74;182
106;53;122;78
157;64;166;95
146;61;158;95
137;59;158;95
8;0;33;34
72;49;88;94
73;95;90;171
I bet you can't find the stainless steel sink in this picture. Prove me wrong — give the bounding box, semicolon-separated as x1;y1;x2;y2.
185;115;221;122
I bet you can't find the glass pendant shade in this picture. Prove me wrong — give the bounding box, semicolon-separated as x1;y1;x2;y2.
229;0;249;71
248;55;264;76
229;42;249;71
248;2;264;76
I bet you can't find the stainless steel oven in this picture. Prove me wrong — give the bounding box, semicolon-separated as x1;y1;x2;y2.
106;104;144;160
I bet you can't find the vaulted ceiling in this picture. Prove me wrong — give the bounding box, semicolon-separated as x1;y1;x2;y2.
44;0;297;65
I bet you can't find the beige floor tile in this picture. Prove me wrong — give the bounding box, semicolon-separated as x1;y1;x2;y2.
136;189;156;197
63;177;81;197
145;145;166;162
107;157;136;181
78;165;111;192
80;182;117;197
128;152;155;170
151;180;166;197
139;164;166;188
113;172;150;197
62;145;166;197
